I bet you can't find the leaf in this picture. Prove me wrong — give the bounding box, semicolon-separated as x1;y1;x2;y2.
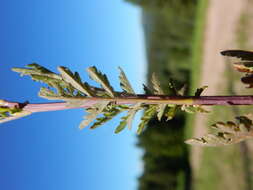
177;84;187;96
220;50;253;88
87;66;115;97
143;84;153;95
79;101;110;129
13;64;115;98
13;63;54;76
236;116;252;131
186;115;253;146
38;87;62;100
185;134;230;146
221;50;253;61
114;119;127;134
241;74;253;88
181;105;209;114
137;105;157;134
168;79;178;95
157;104;167;121
0;106;31;124
151;73;164;95
233;62;253;73
150;73;167;121
114;103;142;133
196;106;209;113
164;105;177;120
194;86;208;97
12;64;62;84
90;105;123;129
0;100;7;106
229;62;253;88
118;67;135;94
12;64;77;99
125;103;142;130
58;66;94;97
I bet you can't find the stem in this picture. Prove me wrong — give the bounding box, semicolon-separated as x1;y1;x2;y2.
8;95;253;113
1;95;253;124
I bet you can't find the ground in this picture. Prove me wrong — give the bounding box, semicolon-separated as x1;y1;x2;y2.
190;0;253;189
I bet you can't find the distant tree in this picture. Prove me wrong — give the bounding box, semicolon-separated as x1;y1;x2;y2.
125;0;196;8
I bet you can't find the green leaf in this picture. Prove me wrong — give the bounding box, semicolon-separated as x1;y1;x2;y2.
13;63;53;76
0;106;31;124
12;64;77;99
196;106;209;113
168;79;178;95
118;67;135;94
181;105;209;114
114;119;127;134
58;66;94;97
12;64;62;84
143;84;153;95
151;73;164;95
90;105;123;129
38;87;61;100
114;103;142;133
177;84;187;96
87;66;115;97
79;101;110;129
125;103;142;130
157;104;167;121
137;105;157;134
165;106;177;120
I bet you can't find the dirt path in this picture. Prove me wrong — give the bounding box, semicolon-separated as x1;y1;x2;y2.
191;0;247;175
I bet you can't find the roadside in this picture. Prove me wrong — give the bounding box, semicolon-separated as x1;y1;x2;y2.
190;0;249;189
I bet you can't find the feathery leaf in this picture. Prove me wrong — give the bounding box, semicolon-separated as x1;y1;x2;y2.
157;104;167;121
164;105;177;120
186;114;253;146
115;119;127;134
151;73;164;95
137;105;157;134
90;105;125;129
58;66;95;97
79;101;110;129
86;66;115;97
221;50;253;61
118;67;135;94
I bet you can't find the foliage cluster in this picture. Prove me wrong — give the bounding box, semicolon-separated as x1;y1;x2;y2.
11;63;207;134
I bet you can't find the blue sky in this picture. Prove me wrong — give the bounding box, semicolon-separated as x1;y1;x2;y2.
0;1;146;190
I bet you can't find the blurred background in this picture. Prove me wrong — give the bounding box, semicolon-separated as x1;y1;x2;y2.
1;0;253;190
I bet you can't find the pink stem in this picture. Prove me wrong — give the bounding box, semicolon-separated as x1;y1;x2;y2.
11;95;253;113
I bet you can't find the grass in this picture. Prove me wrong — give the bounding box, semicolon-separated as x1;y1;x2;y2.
195;145;246;190
184;0;209;140
190;0;209;94
191;3;253;190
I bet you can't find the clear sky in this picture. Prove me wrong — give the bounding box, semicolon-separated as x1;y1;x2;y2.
0;1;146;190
